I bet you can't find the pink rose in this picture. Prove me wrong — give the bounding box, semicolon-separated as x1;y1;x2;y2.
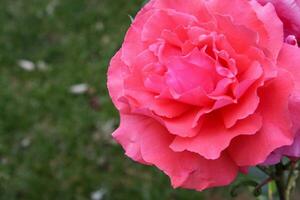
107;0;300;190
257;0;300;41
257;0;300;164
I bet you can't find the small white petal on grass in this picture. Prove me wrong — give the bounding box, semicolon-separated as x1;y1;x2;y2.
18;60;35;71
100;119;117;145
91;189;106;200
21;137;31;148
97;157;107;166
100;35;110;45
46;0;58;16
101;119;115;135
1;158;8;165
95;22;104;31
70;83;89;94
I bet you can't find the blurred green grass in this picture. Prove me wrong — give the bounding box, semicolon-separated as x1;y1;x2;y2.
0;0;257;199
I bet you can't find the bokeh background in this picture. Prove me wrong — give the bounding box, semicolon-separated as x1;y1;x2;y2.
0;0;298;199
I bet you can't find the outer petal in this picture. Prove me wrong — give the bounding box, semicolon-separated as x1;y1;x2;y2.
107;50;130;112
257;0;300;38
209;0;283;59
278;43;300;137
278;43;300;95
208;0;259;26
112;114;149;164
114;114;238;190
141;9;198;42
138;115;238;190
214;14;257;53
250;1;284;59
180;153;238;191
170;114;262;159
228;70;294;165
281;132;300;157
263;132;300;165
152;0;213;23
121;8;154;66
262;152;282;165
113;114;198;186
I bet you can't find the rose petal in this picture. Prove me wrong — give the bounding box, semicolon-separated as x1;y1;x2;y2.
180;152;238;191
228;70;294;165
165;48;216;94
152;0;212;23
162;110;202;137
250;1;284;59
121;9;153;66
278;43;300;95
257;0;300;38
112;114;150;164
170;114;262;159
222;83;261;128
141;9;197;42
116;114;239;190
107;50;130;112
278;43;300;131
214;14;258;53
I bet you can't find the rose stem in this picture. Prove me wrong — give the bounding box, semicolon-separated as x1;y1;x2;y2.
285;161;299;200
274;164;286;200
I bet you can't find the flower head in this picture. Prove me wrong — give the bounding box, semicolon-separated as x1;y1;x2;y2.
107;0;300;190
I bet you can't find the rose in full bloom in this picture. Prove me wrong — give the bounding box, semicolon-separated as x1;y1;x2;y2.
257;0;300;41
107;0;300;190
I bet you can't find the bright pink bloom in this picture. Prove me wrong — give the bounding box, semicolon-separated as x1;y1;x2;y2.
257;0;300;40
107;0;300;190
